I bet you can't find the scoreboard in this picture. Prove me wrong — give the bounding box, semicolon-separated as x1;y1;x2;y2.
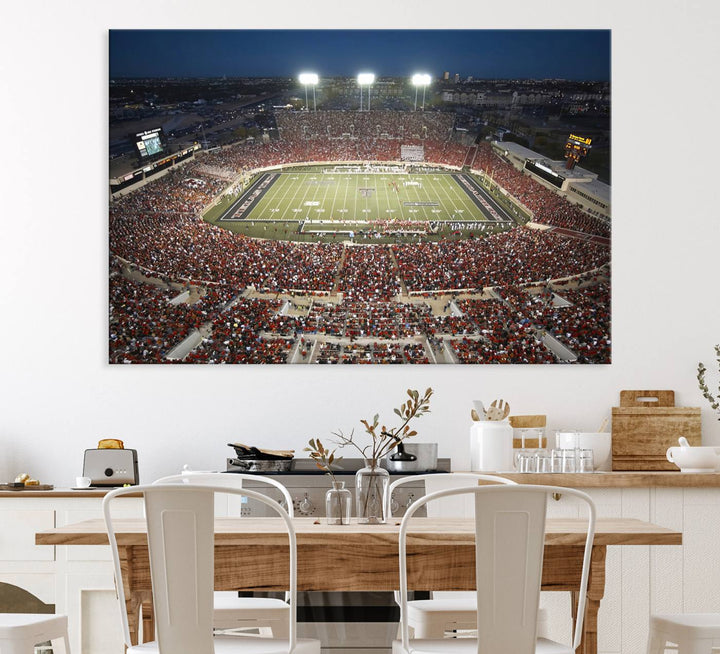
564;133;592;170
133;127;166;160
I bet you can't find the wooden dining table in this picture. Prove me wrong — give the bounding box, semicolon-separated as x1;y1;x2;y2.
36;516;681;654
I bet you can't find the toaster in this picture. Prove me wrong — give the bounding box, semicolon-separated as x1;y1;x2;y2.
82;449;139;486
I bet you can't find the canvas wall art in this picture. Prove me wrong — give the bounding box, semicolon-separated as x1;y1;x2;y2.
109;29;610;364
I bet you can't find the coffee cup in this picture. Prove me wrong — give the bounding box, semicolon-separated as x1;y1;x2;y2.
75;476;92;488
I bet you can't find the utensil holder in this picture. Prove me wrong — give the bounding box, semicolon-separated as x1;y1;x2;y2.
470;421;514;472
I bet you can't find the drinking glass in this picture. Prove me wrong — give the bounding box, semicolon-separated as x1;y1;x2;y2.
517;451;536;473
535;450;551;473
561;449;577;473
514;447;532;471
578;449;595;473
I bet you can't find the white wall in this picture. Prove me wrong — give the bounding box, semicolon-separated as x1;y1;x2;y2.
0;0;718;486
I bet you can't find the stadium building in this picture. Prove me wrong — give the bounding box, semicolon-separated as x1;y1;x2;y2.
491;141;611;221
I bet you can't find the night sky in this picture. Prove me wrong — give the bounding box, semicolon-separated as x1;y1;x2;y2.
109;30;610;81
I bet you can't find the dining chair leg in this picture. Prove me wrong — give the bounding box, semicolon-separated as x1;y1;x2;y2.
684;637;714;654
645;631;665;653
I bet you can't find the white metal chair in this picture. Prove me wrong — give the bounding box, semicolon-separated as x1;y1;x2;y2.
103;483;320;654
0;613;70;654
393;484;596;654
386;473;519;638
647;613;720;653
153;472;292;638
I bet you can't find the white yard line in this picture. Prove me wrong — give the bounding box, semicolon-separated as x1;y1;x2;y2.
318;175;334;223
442;175;467;221
274;173;297;222
297;173;318;221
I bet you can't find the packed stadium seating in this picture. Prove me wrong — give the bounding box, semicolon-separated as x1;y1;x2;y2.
109;110;611;364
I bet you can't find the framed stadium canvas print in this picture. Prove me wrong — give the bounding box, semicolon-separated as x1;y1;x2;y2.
109;29;610;364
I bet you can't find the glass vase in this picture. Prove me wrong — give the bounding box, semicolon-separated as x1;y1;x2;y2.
355;465;390;524
325;480;352;525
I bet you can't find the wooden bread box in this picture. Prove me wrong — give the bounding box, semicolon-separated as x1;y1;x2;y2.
612;390;701;470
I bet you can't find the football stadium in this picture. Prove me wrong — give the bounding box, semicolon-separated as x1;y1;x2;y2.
109;100;610;364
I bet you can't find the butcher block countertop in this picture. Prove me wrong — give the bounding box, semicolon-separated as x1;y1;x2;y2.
462;471;720;487
3;472;720;497
0;488;139;498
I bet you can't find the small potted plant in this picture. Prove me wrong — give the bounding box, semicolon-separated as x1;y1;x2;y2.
331;388;433;524
305;438;351;525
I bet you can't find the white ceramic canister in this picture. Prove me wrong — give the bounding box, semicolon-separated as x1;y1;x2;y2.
470;420;514;471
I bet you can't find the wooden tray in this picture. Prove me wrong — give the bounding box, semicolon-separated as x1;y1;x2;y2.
0;484;54;491
612;390;701;470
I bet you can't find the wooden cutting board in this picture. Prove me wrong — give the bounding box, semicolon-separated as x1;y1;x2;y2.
612;390;701;470
0;484;54;491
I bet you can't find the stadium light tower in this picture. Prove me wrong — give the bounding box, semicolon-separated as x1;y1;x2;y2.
412;73;432;111
357;72;375;111
299;72;319;111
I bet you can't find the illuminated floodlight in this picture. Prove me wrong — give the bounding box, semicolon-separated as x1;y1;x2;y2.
298;72;319;111
299;72;319;85
412;73;432;111
357;72;375;111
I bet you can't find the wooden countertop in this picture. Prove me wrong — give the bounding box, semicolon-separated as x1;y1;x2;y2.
0;488;137;498
461;471;720;487
3;471;720;498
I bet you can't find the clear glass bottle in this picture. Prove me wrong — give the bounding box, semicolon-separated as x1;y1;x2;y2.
355;465;390;524
325;480;352;525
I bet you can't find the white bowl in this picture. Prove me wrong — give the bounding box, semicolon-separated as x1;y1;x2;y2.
666;446;720;472
555;432;612;471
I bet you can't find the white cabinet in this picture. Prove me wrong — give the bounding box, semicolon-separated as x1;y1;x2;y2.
0;510;55;561
2;485;719;654
0;494;142;654
541;486;719;654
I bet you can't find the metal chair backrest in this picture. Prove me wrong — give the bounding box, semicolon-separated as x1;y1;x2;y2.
396;484;595;654
103;484;297;654
153;471;294;517
385;472;516;519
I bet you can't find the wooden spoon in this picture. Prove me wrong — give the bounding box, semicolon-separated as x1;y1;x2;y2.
487;399;511;421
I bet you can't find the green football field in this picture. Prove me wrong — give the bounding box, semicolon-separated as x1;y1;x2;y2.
246;171;486;222
208;169;517;242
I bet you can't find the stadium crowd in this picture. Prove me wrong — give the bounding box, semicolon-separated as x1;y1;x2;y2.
108;109;611;364
109;270;232;363
393;229;608;292
183;298;290;364
275;110;454;142
315;340;430;364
